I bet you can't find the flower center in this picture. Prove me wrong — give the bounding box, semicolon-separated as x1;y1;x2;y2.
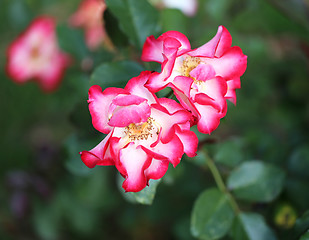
180;56;200;78
30;46;40;59
124;117;154;141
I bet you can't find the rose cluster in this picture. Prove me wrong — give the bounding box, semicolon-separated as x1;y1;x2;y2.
80;26;247;192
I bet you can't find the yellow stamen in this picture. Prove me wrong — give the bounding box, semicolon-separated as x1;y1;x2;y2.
124;117;154;141
30;46;40;59
180;56;200;78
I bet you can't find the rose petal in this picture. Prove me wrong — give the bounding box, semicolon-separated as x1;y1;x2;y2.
189;26;225;57
88;85;128;134
125;71;157;104
174;125;198;157
151;104;191;143
144;158;169;180
141;35;165;63
145;50;178;92
80;132;113;168
195;103;222;134
118;143;152;192
108;100;151;127
204;46;247;80
189;64;216;81
214;25;232;57
143;134;184;167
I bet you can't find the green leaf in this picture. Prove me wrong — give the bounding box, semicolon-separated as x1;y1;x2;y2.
161;8;188;34
231;212;277;240
286;178;309;210
288;145;309;180
214;138;246;168
117;173;161;205
191;188;235;240
300;231;309;240
104;9;129;48
294;211;309;239
56;24;89;61
105;0;161;49
90;60;145;89
227;160;285;202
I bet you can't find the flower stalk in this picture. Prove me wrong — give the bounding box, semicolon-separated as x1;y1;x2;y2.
204;150;240;214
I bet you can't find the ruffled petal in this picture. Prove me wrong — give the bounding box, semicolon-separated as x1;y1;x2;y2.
88;85;127;134
144;158;169;180
189;26;225;58
174;125;198;157
143;134;184;167
204;46;247;80
171;77;199;116
214;25;232;57
151;104;191;143
196;76;227;111
194;103;223;134
141;35;165;63
225;78;241;104
190;63;216;81
125;71;157;104
145;50;178;92
156;97;186;114
141;30;191;63
118;143;152;192
108;100;151;127
80;132;113;168
160;31;191;55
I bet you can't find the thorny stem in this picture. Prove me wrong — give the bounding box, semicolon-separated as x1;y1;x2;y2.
203;150;240;214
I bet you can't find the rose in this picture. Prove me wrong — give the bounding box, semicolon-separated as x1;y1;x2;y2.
6;16;70;92
141;26;247;133
80;71;198;192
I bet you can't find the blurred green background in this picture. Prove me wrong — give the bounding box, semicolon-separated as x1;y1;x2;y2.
1;0;309;239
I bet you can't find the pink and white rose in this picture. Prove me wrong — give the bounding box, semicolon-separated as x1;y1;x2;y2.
141;26;247;134
69;0;106;50
6;16;70;92
80;71;198;192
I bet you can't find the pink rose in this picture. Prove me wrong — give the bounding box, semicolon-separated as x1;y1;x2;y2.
69;0;106;50
141;26;247;133
6;16;70;92
80;71;198;192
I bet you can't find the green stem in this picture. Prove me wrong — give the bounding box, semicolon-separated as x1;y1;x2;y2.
204;151;240;214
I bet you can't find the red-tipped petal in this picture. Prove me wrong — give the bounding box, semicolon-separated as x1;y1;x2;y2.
125;71;157;104
144;158;169;180
214;25;232;57
119;143;152;192
174;125;198;157
205;46;247;80
189;26;225;58
108;100;151;127
195;103;223;134
88;85;127;134
80;132;113;168
141;35;165;63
